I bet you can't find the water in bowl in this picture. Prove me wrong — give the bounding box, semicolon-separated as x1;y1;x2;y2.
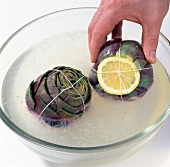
1;31;170;147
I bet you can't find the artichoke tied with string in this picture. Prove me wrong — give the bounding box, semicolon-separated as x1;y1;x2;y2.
25;66;92;127
89;39;154;101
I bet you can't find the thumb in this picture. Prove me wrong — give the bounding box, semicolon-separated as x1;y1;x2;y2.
142;22;162;64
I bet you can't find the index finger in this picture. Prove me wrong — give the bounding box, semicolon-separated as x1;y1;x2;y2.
90;11;121;63
88;1;104;46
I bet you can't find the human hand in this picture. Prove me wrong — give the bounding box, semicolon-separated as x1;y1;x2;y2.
88;0;170;64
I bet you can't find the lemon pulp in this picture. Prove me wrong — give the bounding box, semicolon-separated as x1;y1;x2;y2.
97;57;140;95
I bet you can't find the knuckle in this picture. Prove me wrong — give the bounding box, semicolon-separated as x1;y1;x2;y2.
107;0;124;9
107;0;115;6
141;13;162;27
93;26;100;37
88;25;93;34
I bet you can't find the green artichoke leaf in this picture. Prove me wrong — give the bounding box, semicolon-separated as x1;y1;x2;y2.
138;76;153;88
36;77;56;111
34;70;53;93
116;41;137;59
57;108;78;118
34;96;60;119
60;93;83;108
134;59;148;69
56;97;84;114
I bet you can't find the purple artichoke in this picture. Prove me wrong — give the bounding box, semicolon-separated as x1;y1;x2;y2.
89;39;154;101
25;66;92;127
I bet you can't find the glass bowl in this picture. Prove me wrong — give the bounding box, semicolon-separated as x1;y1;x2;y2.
0;7;170;166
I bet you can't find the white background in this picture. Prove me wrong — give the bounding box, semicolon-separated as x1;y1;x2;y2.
0;0;170;167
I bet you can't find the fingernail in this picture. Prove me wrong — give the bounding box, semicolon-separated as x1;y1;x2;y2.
149;51;156;63
91;56;95;63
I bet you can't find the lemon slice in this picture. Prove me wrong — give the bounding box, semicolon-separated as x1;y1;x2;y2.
97;57;140;95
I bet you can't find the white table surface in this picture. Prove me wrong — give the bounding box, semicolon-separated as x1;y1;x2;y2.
0;1;170;167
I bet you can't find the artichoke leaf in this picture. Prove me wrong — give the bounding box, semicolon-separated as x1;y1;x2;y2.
118;41;138;58
46;71;60;98
25;81;35;110
56;97;85;114
57;108;78;118
34;96;60;119
35;77;56;111
97;39;122;63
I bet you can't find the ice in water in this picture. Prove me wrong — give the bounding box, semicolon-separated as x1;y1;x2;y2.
1;31;170;147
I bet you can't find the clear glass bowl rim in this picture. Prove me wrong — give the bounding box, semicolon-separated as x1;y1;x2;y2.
0;7;170;152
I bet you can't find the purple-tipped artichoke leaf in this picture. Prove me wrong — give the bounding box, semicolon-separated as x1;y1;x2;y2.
34;70;53;92
134;59;148;69
25;81;35;110
33;74;43;93
34;96;59;118
35;77;56;110
96;39;122;63
46;72;60;97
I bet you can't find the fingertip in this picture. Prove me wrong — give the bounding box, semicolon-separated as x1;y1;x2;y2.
148;51;157;64
91;57;96;63
144;50;157;64
142;23;161;64
90;52;98;63
89;35;106;63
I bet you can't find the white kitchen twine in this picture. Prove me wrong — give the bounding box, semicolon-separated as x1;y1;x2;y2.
38;69;85;117
91;66;153;74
